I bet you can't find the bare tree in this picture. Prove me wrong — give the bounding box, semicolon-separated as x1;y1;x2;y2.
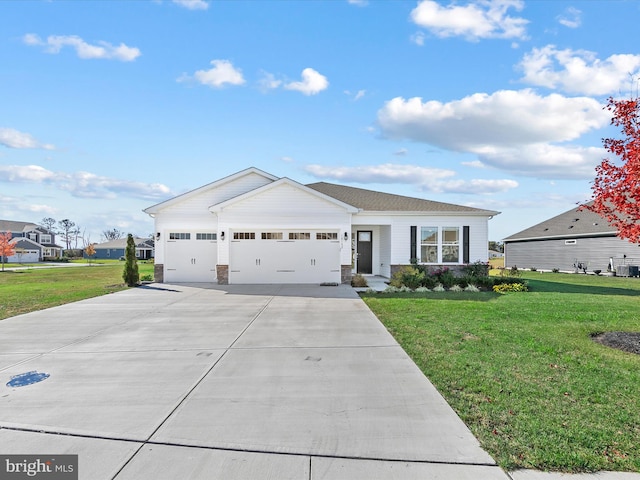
40;217;57;233
102;228;124;242
58;219;76;250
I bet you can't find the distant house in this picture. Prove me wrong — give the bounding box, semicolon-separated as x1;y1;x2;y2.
0;220;63;262
503;204;640;274
86;237;154;260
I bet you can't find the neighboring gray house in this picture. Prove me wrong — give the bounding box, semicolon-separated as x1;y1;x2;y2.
86;237;155;260
0;220;63;262
144;167;499;285
503;204;640;274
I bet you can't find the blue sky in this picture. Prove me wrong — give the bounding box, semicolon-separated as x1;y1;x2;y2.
2;0;639;245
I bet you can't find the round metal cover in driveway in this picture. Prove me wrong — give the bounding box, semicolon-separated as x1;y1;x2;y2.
6;371;50;387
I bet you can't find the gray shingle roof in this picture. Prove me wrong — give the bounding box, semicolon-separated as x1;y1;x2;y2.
503;203;617;241
306;182;499;215
0;220;38;232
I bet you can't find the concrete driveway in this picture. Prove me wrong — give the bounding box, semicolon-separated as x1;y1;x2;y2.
0;284;509;479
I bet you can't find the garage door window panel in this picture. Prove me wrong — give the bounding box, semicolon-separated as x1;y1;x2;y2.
316;232;338;240
196;233;217;240
261;232;283;240
169;232;191;240
233;232;255;240
289;232;310;240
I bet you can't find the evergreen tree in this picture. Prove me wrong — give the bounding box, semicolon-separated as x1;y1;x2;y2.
123;234;139;287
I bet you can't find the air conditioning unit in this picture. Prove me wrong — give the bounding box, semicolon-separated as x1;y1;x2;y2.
616;265;630;277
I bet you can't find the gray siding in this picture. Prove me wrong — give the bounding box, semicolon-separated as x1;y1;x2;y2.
505;235;640;272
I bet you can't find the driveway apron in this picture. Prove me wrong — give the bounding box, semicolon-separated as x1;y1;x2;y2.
0;284;508;479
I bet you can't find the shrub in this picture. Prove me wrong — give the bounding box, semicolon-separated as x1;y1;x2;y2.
530;267;537;272
390;266;425;290
464;284;480;292
140;274;153;282
462;261;489;277
433;284;446;292
493;283;529;293
351;274;368;288
433;267;456;288
415;286;431;293
552;268;560;273
449;284;463;292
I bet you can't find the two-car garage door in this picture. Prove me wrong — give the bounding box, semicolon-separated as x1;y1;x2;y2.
229;230;341;284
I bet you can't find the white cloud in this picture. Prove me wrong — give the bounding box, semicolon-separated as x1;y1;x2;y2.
0;128;55;150
258;71;282;92
284;68;329;95
411;31;426;46
0;165;172;200
347;0;368;6
304;163;518;194
557;7;582;28
378;90;607;150
344;89;366;101
23;34;141;62
179;59;246;88
394;148;408;156
280;156;294;163
376;89;610;180
519;45;640;95
410;0;528;41
475;143;606;179
172;0;209;10
462;160;487;168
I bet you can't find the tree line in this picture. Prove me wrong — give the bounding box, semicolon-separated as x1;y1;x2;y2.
39;217;126;250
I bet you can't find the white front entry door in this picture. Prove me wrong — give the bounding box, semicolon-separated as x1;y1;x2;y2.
164;233;217;282
229;230;340;284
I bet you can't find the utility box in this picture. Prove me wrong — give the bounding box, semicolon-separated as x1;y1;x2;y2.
617;265;630;277
629;265;639;277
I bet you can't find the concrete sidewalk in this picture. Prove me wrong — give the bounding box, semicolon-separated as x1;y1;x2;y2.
0;284;637;480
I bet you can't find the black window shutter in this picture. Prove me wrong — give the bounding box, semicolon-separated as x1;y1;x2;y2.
410;226;417;261
463;226;470;263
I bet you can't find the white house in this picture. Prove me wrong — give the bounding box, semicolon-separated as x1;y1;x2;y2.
144;167;499;284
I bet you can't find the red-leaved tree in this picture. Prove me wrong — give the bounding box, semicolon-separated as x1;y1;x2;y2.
584;96;640;243
0;231;16;272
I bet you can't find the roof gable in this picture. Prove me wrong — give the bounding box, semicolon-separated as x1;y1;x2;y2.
307;182;499;216
210;178;359;213
144;167;278;215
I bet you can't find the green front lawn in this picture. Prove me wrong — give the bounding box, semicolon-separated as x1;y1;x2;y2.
363;272;640;473
0;261;154;320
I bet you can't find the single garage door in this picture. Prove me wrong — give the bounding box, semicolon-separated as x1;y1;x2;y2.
229;230;340;284
164;232;218;282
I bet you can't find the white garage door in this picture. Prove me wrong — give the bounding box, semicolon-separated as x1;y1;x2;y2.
229;230;340;284
9;250;39;263
164;232;217;283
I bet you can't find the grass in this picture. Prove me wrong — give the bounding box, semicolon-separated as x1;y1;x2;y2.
0;260;154;321
362;272;640;473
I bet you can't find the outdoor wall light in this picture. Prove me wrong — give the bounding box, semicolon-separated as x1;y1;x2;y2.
220;231;225;241
344;232;349;241
156;232;160;240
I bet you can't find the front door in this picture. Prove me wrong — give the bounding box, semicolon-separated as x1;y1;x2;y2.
357;230;372;274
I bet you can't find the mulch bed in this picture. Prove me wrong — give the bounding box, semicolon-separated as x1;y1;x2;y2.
593;332;640;355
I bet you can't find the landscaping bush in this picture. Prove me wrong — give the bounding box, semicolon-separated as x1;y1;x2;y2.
493;282;529;293
390;266;425;290
351;274;368;288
